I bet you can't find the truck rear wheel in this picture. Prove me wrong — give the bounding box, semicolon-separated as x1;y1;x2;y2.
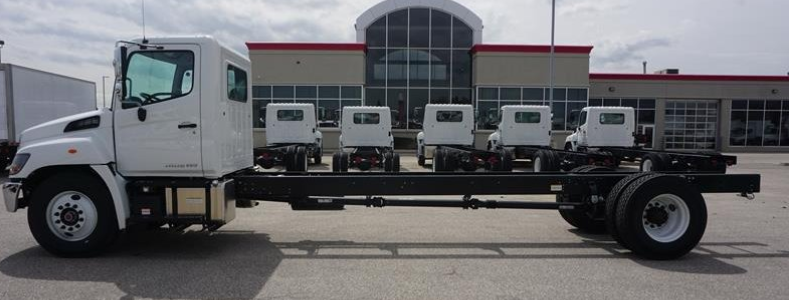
556;166;612;233
332;152;349;172
640;153;670;172
533;150;559;172
339;152;349;172
432;149;445;172
604;172;656;249
28;172;119;257
392;153;401;172
494;150;513;171
383;152;394;172
285;146;297;171
417;155;425;166
295;146;308;172
614;175;707;260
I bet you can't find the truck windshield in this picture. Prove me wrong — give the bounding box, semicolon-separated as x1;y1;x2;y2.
436;111;463;122
514;112;540;123
123;51;194;108
277;110;305;121
600;113;625;125
353;113;380;124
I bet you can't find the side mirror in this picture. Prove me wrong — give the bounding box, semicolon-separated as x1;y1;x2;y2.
113;46;126;78
137;107;147;122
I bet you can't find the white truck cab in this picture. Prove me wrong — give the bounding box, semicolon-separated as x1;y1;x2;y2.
487;105;551;150
565;106;635;151
265;103;321;146
339;106;393;149
416;104;474;165
333;106;399;172
255;103;323;170
2;36;251;256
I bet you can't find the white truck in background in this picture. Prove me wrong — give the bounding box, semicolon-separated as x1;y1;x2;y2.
487;105;552;160
416;104;512;172
333;106;399;172
0;64;96;167
253;103;322;171
542;106;736;172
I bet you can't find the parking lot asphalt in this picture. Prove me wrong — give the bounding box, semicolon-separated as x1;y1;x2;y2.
1;153;788;300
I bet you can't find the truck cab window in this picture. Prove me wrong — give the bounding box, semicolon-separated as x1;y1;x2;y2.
353;113;380;124
579;111;587;126
600;113;625;125
123;51;194;109
276;110;304;121
514;112;540;123
436;111;463;122
227;64;248;102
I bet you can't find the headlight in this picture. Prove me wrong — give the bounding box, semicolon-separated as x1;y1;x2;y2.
8;153;30;175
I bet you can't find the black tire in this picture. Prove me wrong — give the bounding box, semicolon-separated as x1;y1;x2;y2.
295;146;308;172
604;172;659;249
548;150;562;171
556;166;611;233
383;152;394;172
392;153;401;172
615;175;707;260
564;143;573;151
284;146;297;171
533;150;559;172
497;150;514;171
640;153;665;172
432;148;445;172
417;155;425;166
339;152;349;172
28;172;119;257
313;147;322;165
331;152;342;172
443;151;457;172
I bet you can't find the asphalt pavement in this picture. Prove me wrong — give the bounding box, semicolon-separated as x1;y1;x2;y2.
1;153;788;300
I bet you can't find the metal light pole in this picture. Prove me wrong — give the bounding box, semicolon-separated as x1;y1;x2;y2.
0;40;5;64
548;0;555;110
101;76;109;107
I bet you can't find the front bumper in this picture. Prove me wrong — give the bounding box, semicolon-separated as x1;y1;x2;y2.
2;182;22;213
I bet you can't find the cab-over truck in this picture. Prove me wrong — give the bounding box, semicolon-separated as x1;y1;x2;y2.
1;37;760;260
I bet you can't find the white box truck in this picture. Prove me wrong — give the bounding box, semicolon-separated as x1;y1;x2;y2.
0;63;96;167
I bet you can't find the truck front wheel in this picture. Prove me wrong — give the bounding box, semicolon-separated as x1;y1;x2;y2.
28;172;119;257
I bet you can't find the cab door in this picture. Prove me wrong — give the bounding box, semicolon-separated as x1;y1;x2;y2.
114;45;203;177
577;110;588;146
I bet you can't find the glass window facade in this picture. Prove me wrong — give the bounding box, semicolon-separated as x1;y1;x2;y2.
365;8;473;129
729;100;789;147
664;100;719;150
476;87;589;130
252;85;363;128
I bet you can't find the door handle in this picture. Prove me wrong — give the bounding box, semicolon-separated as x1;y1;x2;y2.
178;122;198;129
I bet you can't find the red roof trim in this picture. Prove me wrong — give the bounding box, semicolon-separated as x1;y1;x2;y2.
471;44;593;54
590;73;789;82
246;42;366;52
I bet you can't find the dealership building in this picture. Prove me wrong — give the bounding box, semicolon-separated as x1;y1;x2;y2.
247;0;789;152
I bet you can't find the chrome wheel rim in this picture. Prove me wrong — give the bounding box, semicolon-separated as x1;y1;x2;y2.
642;194;690;243
534;157;542;172
46;191;98;241
642;159;653;171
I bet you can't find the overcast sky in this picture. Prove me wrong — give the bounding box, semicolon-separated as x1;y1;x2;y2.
1;0;787;104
